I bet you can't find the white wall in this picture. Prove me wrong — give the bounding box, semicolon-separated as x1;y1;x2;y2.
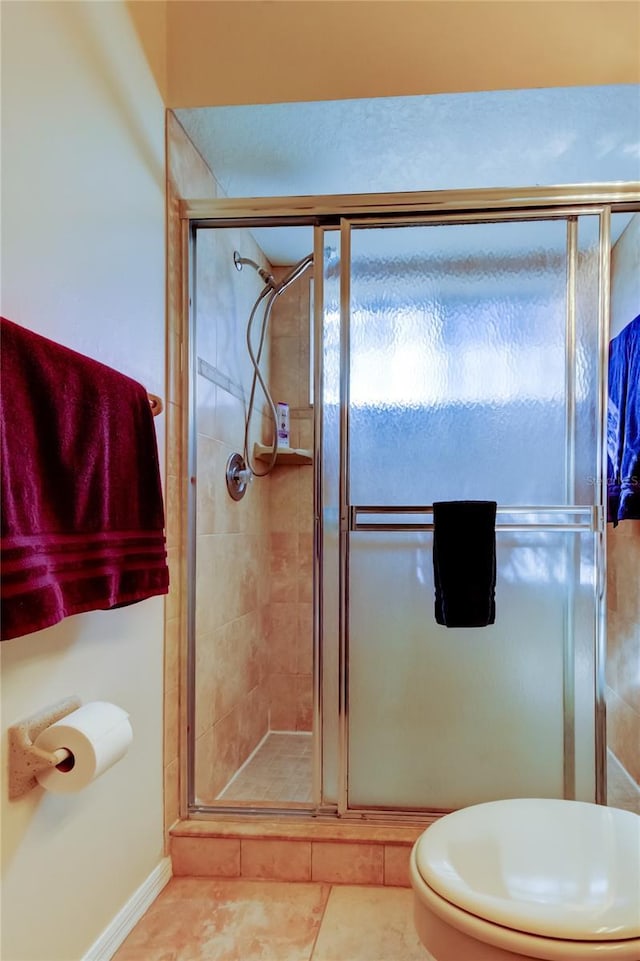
0;3;167;959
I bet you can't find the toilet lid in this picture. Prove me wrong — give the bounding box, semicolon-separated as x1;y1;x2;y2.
414;798;640;941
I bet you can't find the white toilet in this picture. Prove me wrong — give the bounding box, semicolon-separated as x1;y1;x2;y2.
410;798;640;961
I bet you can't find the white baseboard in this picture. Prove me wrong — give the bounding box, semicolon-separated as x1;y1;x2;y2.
83;857;172;961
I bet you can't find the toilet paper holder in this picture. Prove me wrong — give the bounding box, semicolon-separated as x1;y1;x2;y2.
8;696;81;799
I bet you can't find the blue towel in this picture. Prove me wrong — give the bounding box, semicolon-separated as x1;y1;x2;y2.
607;314;640;526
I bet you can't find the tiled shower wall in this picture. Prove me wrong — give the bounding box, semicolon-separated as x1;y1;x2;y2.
607;213;640;787
167;114;315;808
608;522;640;785
167;115;271;808
193;222;274;801
268;267;315;732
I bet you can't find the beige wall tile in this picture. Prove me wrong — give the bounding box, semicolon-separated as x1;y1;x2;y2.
164;685;179;768
194;727;216;802
194;535;218;636
171;837;240;877
239;535;261;613
269;603;299;674
607;685;640;784
269;467;299;532
270;532;298;603
271;335;301;409
607;520;640;786
241;839;311;881
256;537;272;608
211;709;242;797
297;604;314;675
196;375;217;441
286;419;301;449
298;415;314;451
196;623;250;735
297;469;314;533
270;673;297;731
243;610;266;691
196;533;260;634
165;615;180;691
271;270;303;337
384;845;412;886
311;842;384;884
194;632;216;737
164;758;180;836
213;385;247;450
197;434;245;536
238;685;269;760
298;338;311;405
618;631;640;715
296;674;313;731
298;533;313;604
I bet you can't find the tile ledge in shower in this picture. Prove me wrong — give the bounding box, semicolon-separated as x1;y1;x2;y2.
253;442;313;466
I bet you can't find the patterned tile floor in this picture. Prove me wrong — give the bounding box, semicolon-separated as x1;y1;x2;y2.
113;880;427;961
218;732;313;804
607;749;640;814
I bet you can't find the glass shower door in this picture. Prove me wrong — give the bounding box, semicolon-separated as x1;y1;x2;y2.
341;217;602;812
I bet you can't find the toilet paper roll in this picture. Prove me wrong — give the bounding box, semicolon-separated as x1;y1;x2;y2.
34;702;133;795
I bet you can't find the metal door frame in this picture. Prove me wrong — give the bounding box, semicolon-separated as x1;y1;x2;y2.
334;207;610;817
181;185;640;820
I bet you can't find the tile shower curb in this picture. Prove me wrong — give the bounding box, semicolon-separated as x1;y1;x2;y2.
170;816;434;842
170;818;437;887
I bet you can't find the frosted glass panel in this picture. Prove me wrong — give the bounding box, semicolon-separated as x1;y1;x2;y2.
575;216;600;504
348;530;573;808
349;221;569;506
344;217;600;811
574;532;597;802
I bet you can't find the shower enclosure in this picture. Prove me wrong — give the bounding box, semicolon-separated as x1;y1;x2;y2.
184;185;640;819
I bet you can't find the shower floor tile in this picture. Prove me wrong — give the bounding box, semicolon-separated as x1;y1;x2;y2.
218;732;313;804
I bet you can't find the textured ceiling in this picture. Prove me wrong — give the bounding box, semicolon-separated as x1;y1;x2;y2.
177;85;640;263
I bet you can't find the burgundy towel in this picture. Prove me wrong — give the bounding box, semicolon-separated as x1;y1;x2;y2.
1;317;169;641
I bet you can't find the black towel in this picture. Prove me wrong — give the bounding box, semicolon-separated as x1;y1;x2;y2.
433;500;497;628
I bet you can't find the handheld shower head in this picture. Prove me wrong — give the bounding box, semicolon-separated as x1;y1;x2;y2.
233;251;276;289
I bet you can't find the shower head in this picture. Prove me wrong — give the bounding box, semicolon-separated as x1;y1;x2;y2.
233;251;276;289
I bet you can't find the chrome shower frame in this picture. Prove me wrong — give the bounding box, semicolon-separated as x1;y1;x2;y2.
181;183;640;822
